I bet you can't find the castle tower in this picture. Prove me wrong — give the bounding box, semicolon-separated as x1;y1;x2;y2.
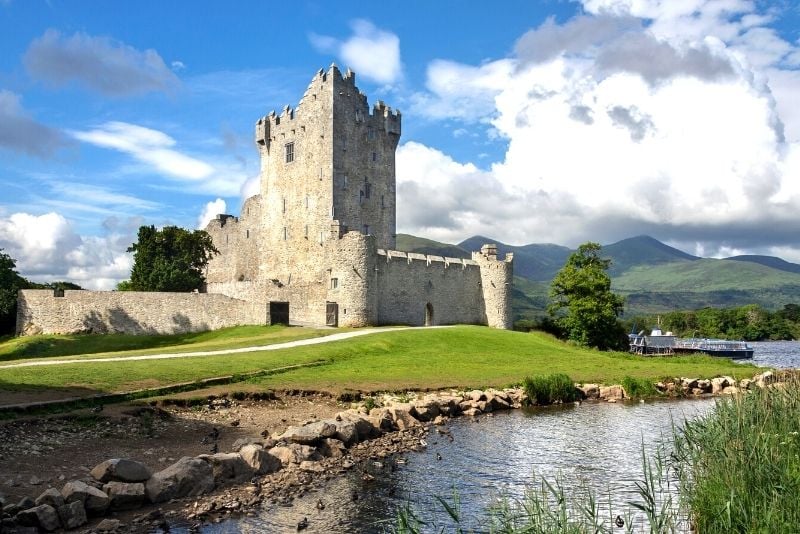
254;65;400;269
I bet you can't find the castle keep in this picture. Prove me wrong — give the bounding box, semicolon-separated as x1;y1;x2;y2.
16;66;512;335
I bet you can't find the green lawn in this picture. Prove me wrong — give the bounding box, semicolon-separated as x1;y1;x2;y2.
0;325;336;363
0;326;757;400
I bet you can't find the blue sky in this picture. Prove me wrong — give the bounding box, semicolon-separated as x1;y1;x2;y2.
1;0;800;288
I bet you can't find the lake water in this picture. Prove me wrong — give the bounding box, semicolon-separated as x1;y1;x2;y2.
207;399;712;533
744;340;800;369
201;341;799;533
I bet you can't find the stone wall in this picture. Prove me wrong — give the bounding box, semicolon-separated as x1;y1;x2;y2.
373;251;486;326
16;290;265;336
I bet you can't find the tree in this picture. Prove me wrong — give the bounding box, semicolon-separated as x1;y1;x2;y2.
127;225;219;292
548;242;625;350
0;249;29;334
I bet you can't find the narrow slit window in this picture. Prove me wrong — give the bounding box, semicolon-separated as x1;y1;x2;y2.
330;278;338;289
283;227;288;240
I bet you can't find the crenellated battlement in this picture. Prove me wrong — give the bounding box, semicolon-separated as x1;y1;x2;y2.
377;249;479;268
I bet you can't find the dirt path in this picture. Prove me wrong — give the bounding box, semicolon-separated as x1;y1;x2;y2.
0;326;446;369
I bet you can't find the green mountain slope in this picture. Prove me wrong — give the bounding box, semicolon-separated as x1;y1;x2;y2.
603;235;699;275
725;255;800;275
396;234;470;258
458;235;571;281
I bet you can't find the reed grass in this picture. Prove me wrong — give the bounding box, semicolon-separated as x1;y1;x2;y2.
673;378;800;533
621;376;661;399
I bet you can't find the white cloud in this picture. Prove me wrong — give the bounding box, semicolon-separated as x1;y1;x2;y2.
24;29;179;96
310;20;402;85
0;212;134;289
71;121;246;196
197;198;226;229
398;1;800;256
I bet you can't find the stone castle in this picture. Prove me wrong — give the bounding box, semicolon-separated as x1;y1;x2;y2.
16;66;513;335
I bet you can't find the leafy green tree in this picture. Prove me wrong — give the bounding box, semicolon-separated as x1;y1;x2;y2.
116;280;133;291
548;242;625;350
127;225;218;292
0;249;30;334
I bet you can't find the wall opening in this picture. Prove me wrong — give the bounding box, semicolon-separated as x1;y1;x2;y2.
269;301;290;326
425;302;434;326
326;302;339;327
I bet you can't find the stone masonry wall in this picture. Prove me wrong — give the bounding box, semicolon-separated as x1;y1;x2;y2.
374;251;486;326
16;290;264;336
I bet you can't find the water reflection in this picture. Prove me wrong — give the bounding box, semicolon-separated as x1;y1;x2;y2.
205;398;713;533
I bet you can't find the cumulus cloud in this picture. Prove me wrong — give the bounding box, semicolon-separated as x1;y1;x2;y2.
0;212;134;290
71;122;247;196
310;20;402;85
398;0;800;258
24;29;179;96
197;198;226;229
0;90;70;157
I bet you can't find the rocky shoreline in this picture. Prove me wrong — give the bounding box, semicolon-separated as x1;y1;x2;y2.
0;370;791;533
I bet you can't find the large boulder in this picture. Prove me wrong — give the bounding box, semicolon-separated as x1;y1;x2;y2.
318;438;346;458
339;411;382;440
15;504;60;531
61;480;109;514
331;419;358;447
90;459;151;483
579;384;600;399
599;385;625;401
278;421;337;445
103;481;145;511
34;488;64;509
203;453;254;485
145;457;214;504
57;500;87;530
387;406;421;430
411;398;440;421
239;444;282;475
434;395;462;416
711;376;734;395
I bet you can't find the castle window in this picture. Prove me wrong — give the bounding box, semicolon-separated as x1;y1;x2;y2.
330;278;339;290
285;142;294;163
381;195;385;209
342;175;348;189
282;197;286;213
363;224;370;235
283;227;288;240
364;179;371;199
372;152;377;162
246;229;250;239
305;195;309;208
305;225;309;238
367;128;376;140
342;138;346;151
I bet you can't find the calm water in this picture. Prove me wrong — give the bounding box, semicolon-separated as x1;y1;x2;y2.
745;340;800;369
205;399;712;533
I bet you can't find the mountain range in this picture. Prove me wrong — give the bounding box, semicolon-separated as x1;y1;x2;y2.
395;234;800;318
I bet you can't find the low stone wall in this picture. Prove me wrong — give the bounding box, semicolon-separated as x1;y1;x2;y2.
16;290;265;336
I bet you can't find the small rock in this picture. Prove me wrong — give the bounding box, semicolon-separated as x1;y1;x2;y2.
96;518;123;532
35;488;64;509
103;481;145;510
15;504;60;531
57;500;87;529
90;458;152;483
28;476;42;486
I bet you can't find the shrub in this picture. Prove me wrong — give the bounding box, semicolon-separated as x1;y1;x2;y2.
621;376;660;399
523;373;578;405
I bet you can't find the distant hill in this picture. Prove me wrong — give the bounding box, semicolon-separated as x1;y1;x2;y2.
724;255;800;275
458;236;572;281
603;235;699;275
395;233;800;319
396;234;470;258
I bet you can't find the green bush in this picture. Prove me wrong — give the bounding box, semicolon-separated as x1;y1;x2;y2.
523;373;578;405
621;376;660;398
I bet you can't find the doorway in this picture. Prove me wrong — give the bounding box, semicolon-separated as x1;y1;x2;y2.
326;302;339;327
269;301;290;325
425;302;434;326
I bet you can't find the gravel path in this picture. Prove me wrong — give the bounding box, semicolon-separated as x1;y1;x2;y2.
0;326;442;369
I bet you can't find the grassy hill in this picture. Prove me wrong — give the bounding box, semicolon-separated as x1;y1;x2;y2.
458;235;572;281
396;234;470;258
603;235;698;275
725;255;800;275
